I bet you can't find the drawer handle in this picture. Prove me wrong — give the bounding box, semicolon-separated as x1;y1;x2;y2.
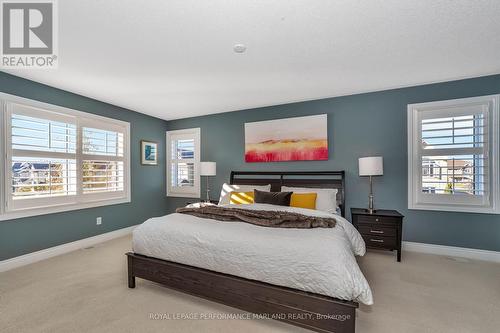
370;239;384;243
370;229;384;234
375;218;380;222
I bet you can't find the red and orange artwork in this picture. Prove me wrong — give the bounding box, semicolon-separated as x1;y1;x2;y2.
244;115;328;162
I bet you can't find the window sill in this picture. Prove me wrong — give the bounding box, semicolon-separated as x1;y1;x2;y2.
408;203;500;214
0;197;131;221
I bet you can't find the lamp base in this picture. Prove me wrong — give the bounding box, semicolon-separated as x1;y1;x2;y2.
204;176;211;202
364;208;377;214
367;192;375;215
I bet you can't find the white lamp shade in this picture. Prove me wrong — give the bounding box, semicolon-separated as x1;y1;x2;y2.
200;162;216;176
359;156;383;176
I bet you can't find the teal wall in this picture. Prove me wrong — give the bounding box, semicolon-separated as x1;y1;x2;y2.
0;72;169;260
2;72;499;261
166;74;500;252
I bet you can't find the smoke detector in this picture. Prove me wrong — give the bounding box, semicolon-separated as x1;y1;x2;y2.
233;44;247;53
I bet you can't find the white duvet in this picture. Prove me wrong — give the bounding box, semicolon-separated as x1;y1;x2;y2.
132;203;373;305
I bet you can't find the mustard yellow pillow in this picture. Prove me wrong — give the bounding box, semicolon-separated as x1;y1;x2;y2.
290;193;317;210
229;191;255;204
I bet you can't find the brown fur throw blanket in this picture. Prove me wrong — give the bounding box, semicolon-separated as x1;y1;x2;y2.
175;205;336;229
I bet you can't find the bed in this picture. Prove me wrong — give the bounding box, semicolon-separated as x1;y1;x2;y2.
127;171;372;333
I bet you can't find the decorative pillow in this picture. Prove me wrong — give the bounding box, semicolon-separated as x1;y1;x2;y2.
219;183;271;205
290;193;317;210
281;186;337;213
229;191;254;204
254;189;292;206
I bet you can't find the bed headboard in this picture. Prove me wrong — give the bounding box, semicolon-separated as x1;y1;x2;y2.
230;171;346;217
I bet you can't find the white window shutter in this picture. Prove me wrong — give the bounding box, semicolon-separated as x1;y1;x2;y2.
408;94;500;214
166;128;201;198
0;93;131;220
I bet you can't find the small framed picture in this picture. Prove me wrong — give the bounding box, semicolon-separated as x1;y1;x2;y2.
141;140;158;165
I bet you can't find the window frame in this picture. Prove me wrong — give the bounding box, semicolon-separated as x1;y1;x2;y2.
0;93;131;221
407;94;500;214
166;128;201;198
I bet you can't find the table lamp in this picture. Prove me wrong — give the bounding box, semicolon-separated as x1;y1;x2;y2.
200;162;216;202
359;156;383;214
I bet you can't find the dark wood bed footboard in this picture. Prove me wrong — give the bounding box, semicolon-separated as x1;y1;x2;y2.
127;252;358;333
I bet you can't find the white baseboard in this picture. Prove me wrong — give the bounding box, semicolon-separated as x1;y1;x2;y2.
403;241;500;263
0;225;137;273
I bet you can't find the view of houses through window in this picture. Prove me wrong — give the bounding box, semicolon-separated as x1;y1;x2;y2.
11;116;125;199
420;114;485;196
12;158;77;199
11;113;77;199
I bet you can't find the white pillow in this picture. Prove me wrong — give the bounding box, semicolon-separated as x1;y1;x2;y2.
281;186;338;213
218;183;271;205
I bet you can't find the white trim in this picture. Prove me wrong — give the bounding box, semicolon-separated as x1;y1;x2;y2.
403;241;500;263
407;94;500;214
166;128;201;198
0;92;131;220
0;197;130;221
0;224;138;272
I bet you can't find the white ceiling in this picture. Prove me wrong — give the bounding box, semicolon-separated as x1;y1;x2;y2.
4;0;500;121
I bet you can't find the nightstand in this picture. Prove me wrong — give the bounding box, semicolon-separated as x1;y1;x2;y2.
350;208;404;262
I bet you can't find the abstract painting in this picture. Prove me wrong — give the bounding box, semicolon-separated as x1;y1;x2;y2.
141;140;158;165
245;114;328;162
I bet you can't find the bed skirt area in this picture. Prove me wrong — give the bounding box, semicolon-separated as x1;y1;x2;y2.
127;252;358;333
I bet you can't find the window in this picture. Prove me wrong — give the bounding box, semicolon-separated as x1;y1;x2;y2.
408;95;499;213
0;93;130;220
166;128;200;198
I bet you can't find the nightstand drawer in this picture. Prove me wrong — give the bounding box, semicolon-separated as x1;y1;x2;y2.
357;215;398;225
358;225;396;237
362;235;396;248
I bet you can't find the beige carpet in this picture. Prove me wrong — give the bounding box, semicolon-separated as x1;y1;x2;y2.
1;235;499;333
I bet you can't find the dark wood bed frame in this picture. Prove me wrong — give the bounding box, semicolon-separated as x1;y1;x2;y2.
127;171;359;333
